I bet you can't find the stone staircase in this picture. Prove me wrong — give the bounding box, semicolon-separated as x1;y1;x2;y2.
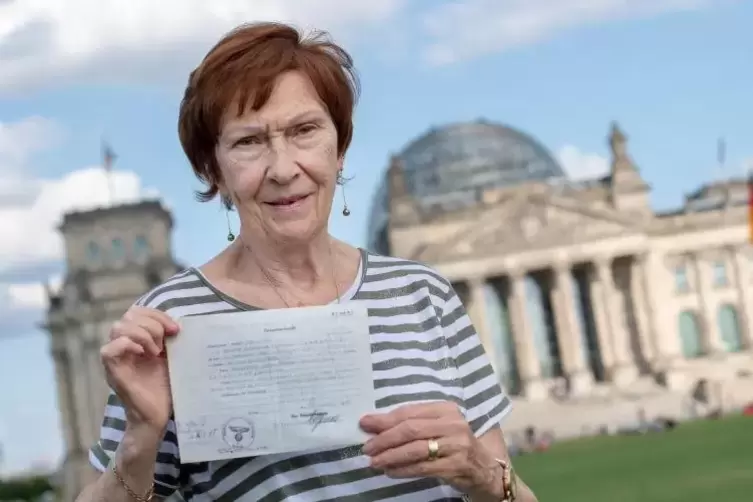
500;360;753;440
501;383;680;439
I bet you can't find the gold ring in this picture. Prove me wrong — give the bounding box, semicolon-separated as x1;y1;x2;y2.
427;439;440;461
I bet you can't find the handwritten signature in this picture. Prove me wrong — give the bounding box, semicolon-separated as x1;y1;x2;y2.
176;419;219;442
299;410;341;431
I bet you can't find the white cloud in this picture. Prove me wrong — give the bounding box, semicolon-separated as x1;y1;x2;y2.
0;0;723;89
5;282;46;309
0;0;405;93
556;144;610;181
0;117;156;273
0;116;62;166
1;275;62;311
422;0;715;65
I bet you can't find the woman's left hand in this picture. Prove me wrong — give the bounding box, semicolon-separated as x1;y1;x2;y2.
360;401;502;497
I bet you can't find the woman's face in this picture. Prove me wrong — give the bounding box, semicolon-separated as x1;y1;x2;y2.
215;71;343;245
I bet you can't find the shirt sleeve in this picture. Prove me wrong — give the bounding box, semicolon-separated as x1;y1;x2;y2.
440;283;513;436
88;391;182;498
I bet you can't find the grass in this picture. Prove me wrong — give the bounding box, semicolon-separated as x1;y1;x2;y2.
514;414;753;502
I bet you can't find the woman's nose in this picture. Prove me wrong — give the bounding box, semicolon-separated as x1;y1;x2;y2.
266;140;300;184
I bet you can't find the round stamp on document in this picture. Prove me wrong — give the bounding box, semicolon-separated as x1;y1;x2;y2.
222;417;255;449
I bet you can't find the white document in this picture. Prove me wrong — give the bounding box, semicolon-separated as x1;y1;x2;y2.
165;302;375;463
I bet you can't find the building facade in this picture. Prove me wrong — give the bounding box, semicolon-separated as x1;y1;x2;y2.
44;200;182;502
369;120;753;431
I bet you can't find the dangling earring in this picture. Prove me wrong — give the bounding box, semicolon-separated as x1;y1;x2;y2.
225;208;235;241
337;170;351;217
342;191;351;217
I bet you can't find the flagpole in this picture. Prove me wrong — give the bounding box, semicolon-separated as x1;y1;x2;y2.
107;169;114;207
102;140;116;207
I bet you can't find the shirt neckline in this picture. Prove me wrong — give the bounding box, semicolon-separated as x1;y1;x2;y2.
189;247;368;312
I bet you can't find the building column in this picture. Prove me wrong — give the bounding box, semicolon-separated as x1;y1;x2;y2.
631;251;690;391
58;325;92;502
731;249;753;349
51;345;79;455
507;271;546;400
692;253;725;354
630;255;656;364
77;317;104;450
551;263;593;396
67;323;95;454
595;257;638;386
642;251;688;389
589;262;615;371
88;315;113;432
466;277;496;369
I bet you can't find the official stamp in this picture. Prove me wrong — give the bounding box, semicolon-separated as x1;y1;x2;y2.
221;417;255;450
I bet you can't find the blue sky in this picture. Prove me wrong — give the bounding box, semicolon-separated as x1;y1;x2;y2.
0;0;751;475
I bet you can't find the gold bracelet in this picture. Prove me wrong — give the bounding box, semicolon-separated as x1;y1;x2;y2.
110;461;155;502
461;457;515;502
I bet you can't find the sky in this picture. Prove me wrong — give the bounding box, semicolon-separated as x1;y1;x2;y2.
0;0;752;476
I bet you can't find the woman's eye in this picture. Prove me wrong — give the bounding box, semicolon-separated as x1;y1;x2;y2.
235;136;263;146
294;124;317;136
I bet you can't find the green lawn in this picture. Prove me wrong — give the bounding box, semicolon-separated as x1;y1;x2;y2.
514;414;753;502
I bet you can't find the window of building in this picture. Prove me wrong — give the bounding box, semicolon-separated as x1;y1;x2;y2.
133;235;150;262
86;241;101;263
678;310;703;358
674;265;689;293
712;260;728;287
111;238;126;263
717;304;743;353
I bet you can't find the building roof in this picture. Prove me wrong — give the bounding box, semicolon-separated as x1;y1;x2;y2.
367;120;566;251
399;120;565;196
58;199;172;232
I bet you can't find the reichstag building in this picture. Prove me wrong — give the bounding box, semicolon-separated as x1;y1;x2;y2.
367;120;753;416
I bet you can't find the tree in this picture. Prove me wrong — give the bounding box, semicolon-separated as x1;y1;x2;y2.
0;474;55;501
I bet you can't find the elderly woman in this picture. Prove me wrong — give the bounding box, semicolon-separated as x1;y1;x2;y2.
77;22;538;502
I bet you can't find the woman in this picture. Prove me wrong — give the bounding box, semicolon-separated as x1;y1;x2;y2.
78;22;538;502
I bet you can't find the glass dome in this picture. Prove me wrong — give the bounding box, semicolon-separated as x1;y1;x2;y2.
367;120;566;254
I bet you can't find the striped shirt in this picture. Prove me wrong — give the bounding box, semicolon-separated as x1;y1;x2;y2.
90;249;512;501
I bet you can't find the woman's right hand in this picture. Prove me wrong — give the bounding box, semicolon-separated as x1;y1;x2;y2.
100;306;180;434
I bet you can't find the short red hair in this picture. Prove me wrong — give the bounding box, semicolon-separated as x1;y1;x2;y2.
178;22;360;207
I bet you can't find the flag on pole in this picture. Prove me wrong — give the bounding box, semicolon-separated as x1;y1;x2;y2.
102;141;117;172
101;140;116;206
717;137;726;166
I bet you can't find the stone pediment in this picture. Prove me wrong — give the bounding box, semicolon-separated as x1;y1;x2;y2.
416;189;646;262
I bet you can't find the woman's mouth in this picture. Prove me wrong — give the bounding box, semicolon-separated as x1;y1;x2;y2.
266;194;311;210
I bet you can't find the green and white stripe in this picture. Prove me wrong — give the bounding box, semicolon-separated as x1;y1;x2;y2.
89;250;512;501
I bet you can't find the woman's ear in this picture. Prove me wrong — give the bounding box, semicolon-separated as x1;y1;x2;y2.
218;183;233;210
221;195;233;211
